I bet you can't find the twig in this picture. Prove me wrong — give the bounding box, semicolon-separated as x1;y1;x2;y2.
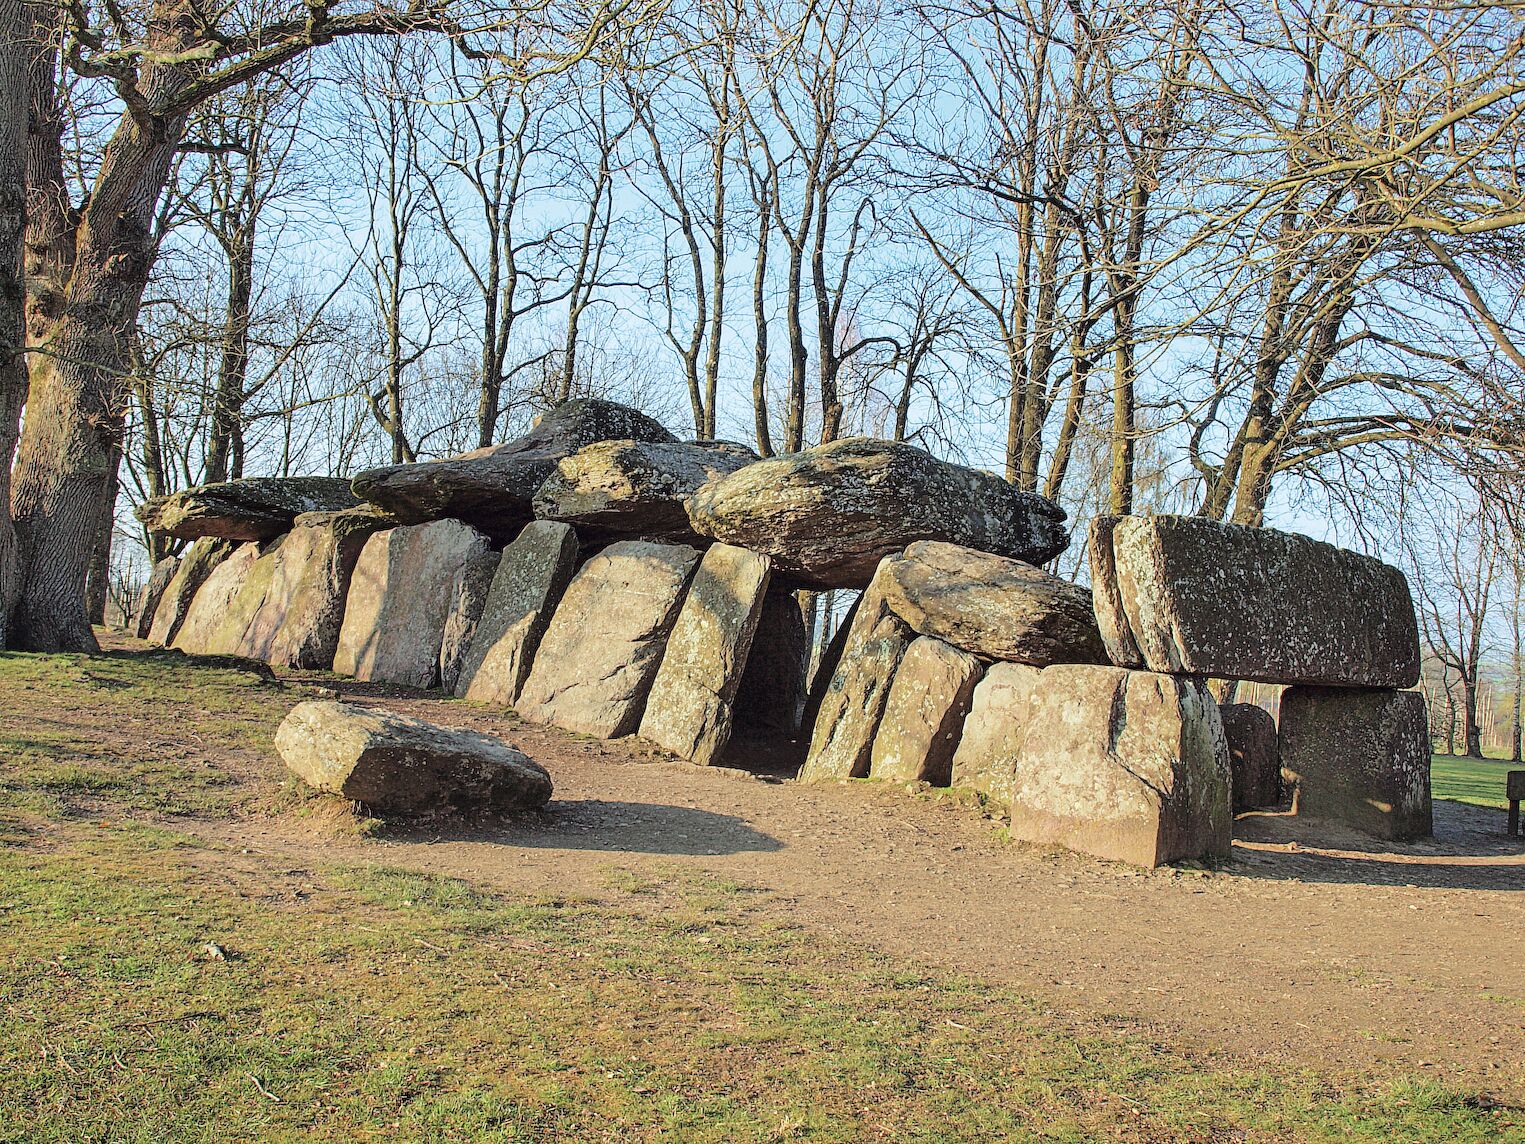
246;1072;281;1102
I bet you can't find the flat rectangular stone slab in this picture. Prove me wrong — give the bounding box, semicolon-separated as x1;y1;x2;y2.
1280;687;1432;840
950;663;1231;868
868;635;982;785
516;540;701;738
333;519;493;688
640;544;772;765
171;543;261;654
1089;515;1420;688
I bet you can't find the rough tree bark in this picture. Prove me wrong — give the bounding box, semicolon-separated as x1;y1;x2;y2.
0;0;27;646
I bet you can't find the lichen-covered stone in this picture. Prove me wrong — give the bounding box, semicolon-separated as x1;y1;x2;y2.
639;544;773;765
880;540;1106;664
948;662;1043;808
352;399;676;537
732;589;810;738
333;519;494;688
438;548;503;693
136;476;359;541
798;562;914;781
275;700;551;816
456;522;580;706
147;538;235;645
133;556;180;639
685;438;1070;589
516;541;701;737
171;543;262;654
1280;687;1432;840
1089;515;1421;688
533;439;756;544
868;636;982;785
1219;702;1281;811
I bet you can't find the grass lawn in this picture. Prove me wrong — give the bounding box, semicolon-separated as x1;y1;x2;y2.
1431;753;1522;810
0;649;1519;1141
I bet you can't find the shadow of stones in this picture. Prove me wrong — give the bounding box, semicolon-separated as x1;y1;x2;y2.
378;799;785;857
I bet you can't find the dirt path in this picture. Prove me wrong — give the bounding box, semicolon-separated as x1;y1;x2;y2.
187;679;1525;1103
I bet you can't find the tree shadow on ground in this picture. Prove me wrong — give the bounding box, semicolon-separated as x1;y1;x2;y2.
1228;801;1525;891
380;799;786;857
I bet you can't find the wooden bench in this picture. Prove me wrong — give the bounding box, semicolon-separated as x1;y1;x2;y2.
1510;770;1525;836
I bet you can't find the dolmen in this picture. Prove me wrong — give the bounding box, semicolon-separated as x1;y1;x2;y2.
134;399;1432;865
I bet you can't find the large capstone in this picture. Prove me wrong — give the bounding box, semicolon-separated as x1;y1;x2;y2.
1089;515;1421;688
639;544;773;765
133;556;180;640
868;636;982;785
798;561;914;781
516;540;701;738
135;476;360;541
879;540;1106;664
533;439;756;545
684;438;1069;589
171;542;262;654
275;700;552;816
1279;687;1432;840
147;537;235;646
351;399;677;537
333;519;494;688
456;521;580;707
1219;702;1281;811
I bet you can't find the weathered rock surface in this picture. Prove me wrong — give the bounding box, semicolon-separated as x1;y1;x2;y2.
639;544;773;765
1280;687;1432;840
275;700;552;816
136;476;360;541
1089;515;1421;688
685;438;1070;589
868;636;982;785
533;439;757;544
456;522;580;706
352;399;677;536
438;548;503;693
1220;702;1281;811
880;540;1106;664
133;556;180;639
948;662;1043;809
799;563;914;781
333;519;494;688
516;541;701;737
732;589;810;738
147;538;235;645
172;543;262;654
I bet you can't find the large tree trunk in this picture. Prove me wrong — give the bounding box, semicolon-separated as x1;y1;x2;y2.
0;0;27;646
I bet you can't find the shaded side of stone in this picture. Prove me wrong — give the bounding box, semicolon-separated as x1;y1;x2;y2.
133;556;180;639
439;548;504;693
147;538;235;645
1219;701;1281;811
732;589;810;738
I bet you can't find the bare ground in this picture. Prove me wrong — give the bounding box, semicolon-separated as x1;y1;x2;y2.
171;667;1525;1104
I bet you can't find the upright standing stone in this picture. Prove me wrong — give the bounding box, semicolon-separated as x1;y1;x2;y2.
1088;515;1421;688
798;561;914;782
172;543;262;654
147;538;235;646
868;636;982;785
732;589;809;738
1280;687;1432;840
640;544;773;765
516;541;701;737
438;548;503;694
1219;702;1282;811
333;519;494;688
203;533;296;657
948;661;1044;808
133;556;180;639
263;508;394;669
456;521;580;706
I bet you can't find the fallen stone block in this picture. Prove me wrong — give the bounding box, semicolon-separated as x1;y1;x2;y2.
456;521;580;707
136;476;360;541
1088;515;1421;688
868;636;982;785
333;519;494;688
276;700;552;816
880;540;1106;664
685;437;1069;589
1219;702;1281;811
516;540;701;737
1280;687;1432;840
640;544;773;765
